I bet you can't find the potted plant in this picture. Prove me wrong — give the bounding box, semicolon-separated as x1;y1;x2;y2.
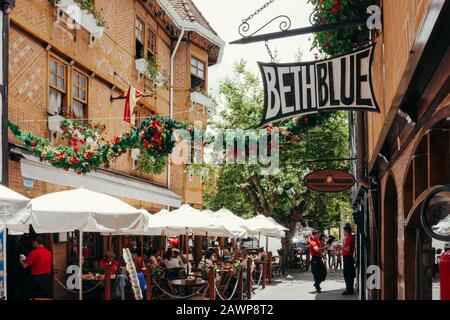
308;0;376;56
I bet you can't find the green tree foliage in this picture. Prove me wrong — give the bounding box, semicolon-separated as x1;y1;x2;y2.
203;60;352;250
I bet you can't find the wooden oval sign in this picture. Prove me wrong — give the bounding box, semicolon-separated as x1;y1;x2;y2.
304;169;355;193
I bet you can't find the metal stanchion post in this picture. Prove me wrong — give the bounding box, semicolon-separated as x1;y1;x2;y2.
209;266;216;301
104;264;111;300
268;252;272;284
238;269;243;300
246;257;252;299
145;267;152;300
262;259;267;289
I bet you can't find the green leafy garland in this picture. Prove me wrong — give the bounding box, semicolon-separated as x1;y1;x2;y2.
8;116;194;175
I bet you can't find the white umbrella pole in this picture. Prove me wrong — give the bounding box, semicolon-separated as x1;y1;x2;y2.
266;236;269;253
204;232;208;263
3;226;7;300
79;230;83;301
258;232;261;250
185;229;189;274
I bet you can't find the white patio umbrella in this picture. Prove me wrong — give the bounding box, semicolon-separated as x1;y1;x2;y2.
212;208;248;230
266;216;289;232
0;185;30;299
24;188;142;233
108;209;166;236
244;215;286;238
153;205;248;273
201;210;248;238
22;187;143;300
153;204;242;237
0;185;30;232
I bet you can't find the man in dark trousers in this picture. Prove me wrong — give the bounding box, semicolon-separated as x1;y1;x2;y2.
310;230;326;293
342;225;356;295
20;236;53;299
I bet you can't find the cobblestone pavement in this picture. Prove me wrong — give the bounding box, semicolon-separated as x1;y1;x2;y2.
252;269;358;300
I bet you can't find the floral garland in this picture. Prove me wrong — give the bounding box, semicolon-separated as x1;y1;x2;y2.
8;116;194;175
308;0;372;56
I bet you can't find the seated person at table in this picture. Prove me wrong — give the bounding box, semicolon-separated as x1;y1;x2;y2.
99;253;120;275
233;248;243;260
173;248;192;271
222;249;231;260
212;247;221;262
198;249;214;269
258;247;267;260
146;249;159;268
163;248;180;269
132;248;143;273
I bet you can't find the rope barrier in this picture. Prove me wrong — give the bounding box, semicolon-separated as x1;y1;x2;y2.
215;272;241;301
151;279;208;300
251;267;263;287
54;277;104;294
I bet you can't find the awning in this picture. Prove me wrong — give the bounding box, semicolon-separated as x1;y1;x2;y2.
13;147;181;208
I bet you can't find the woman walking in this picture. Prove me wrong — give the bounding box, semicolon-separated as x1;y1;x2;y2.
310;230;326;293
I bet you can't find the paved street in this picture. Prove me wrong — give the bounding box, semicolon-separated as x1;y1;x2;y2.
253;270;358;300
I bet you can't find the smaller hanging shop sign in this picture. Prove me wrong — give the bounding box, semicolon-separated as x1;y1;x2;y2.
259;44;379;127
304;169;355;193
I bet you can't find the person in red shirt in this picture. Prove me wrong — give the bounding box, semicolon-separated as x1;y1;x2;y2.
342;225;356;295
99;252;120;275
309;230;326;293
20;236;53;299
169;237;180;249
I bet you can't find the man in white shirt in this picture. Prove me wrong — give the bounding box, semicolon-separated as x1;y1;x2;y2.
163;248;180;269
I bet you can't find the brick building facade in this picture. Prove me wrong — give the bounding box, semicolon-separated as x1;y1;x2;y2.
350;0;449;300
5;0;224;299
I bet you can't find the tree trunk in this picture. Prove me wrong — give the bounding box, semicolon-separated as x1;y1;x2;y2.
281;217;298;271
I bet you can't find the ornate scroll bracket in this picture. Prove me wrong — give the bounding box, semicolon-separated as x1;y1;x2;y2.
238;15;292;39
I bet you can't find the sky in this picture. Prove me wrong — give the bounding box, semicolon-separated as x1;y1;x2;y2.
194;0;316;97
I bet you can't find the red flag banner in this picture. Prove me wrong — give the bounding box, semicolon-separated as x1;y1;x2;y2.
123;86;145;124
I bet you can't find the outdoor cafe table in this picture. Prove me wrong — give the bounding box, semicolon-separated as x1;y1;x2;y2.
188;271;203;278
170;278;207;296
170;278;207;287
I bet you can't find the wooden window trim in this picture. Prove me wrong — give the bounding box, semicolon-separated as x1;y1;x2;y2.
190;56;206;81
147;28;157;55
72;69;88;105
49;55;68;94
135;16;145;45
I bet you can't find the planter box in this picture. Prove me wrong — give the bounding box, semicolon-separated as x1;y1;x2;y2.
56;0;104;39
190;91;214;110
135;58;147;82
47;115;65;133
131;148;141;161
